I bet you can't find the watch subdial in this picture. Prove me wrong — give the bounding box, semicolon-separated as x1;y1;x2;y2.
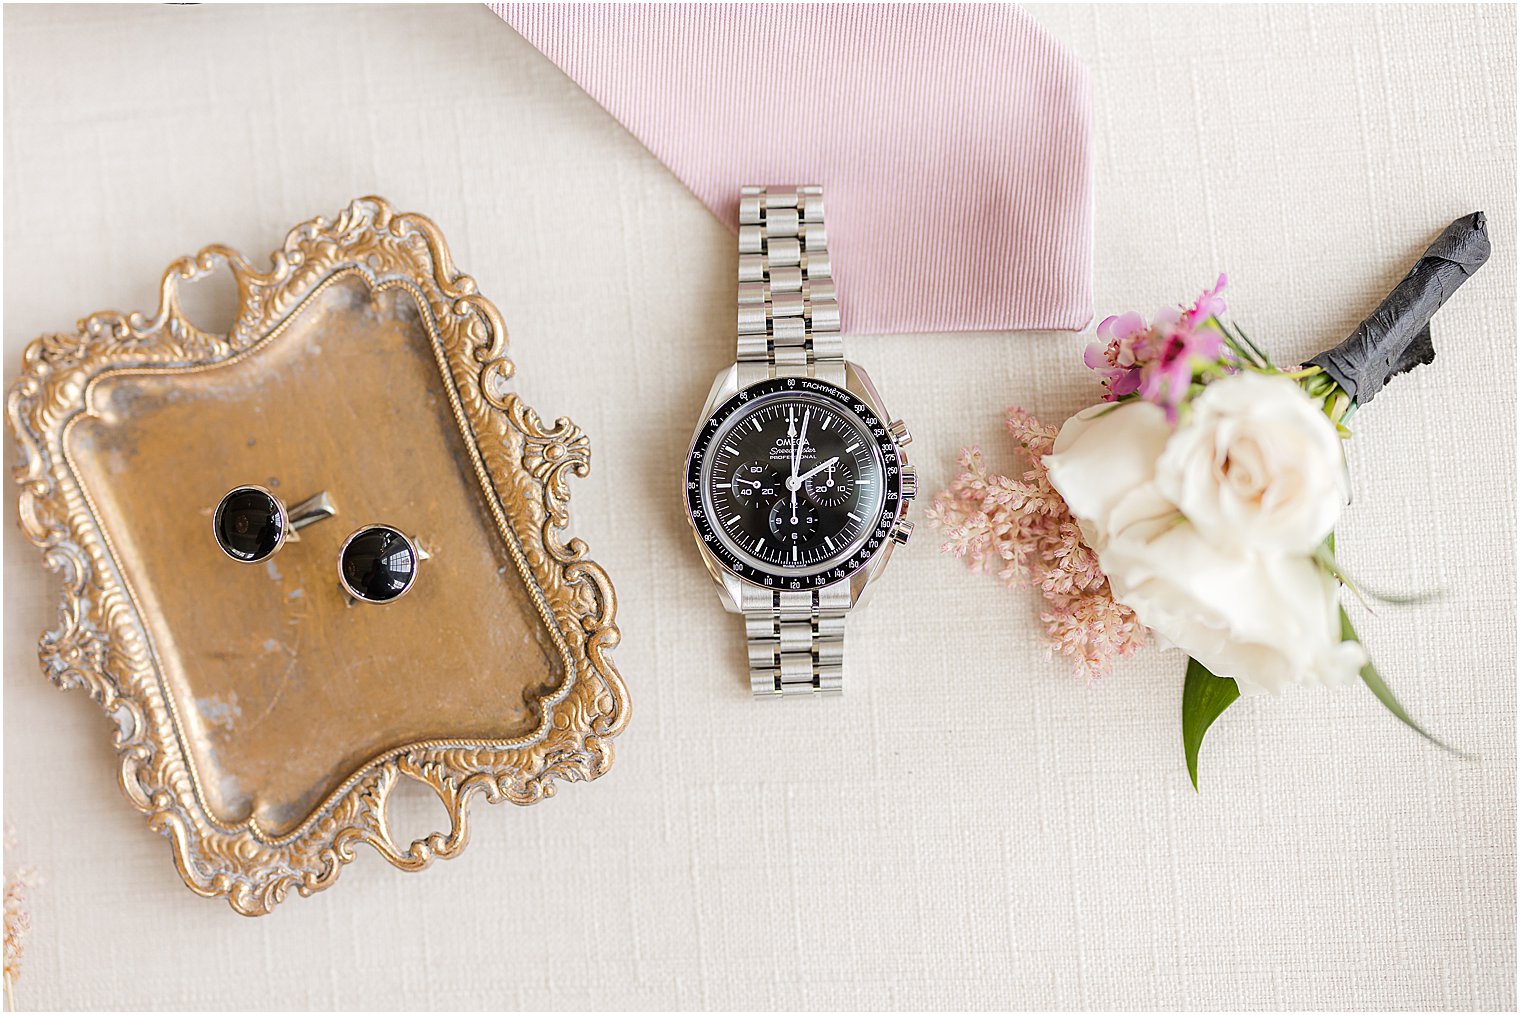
728;461;782;507
804;460;856;508
767;497;820;543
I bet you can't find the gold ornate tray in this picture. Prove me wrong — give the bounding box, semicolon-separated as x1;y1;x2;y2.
6;197;629;915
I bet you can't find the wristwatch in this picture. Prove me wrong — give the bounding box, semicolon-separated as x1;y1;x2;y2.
683;185;916;697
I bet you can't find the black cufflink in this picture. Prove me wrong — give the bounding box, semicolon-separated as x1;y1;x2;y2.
213;486;337;564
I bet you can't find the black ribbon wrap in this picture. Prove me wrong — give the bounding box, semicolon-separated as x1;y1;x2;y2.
1307;212;1490;405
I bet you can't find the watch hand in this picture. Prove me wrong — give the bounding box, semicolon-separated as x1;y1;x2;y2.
792;408;810;478
794;456;840;485
789;409;810;523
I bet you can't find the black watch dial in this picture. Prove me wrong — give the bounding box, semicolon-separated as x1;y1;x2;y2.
688;380;901;584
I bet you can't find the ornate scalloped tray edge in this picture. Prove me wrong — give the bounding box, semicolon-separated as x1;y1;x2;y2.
5;196;630;915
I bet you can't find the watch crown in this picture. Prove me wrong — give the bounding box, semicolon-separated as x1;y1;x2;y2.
887;419;912;446
890;519;915;545
900;467;918;500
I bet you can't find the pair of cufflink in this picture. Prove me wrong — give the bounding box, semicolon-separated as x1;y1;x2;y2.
212;485;427;604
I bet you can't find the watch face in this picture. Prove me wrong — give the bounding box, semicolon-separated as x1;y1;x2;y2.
685;377;903;588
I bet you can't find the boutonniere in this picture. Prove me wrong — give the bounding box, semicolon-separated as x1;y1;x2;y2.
929;214;1490;787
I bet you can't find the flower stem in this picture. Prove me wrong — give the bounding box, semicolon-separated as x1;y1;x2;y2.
1325;389;1353;430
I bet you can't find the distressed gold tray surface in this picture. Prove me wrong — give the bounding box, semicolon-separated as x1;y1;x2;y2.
7;197;629;915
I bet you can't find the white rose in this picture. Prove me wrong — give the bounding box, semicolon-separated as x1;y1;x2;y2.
1043;401;1173;555
1044;399;1365;695
1154;372;1348;555
1096;505;1367;696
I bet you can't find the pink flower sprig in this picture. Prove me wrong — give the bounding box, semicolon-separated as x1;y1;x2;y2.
926;408;1148;682
3;827;38;1006
1084;273;1233;421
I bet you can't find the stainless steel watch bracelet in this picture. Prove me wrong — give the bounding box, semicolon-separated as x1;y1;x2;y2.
738;185;848;697
741;584;850;697
736;185;844;388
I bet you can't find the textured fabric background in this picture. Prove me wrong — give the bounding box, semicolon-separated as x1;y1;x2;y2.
3;4;1514;1010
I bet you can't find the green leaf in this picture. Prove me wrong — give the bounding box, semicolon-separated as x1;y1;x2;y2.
1182;657;1240;791
1216;327;1266;372
1314;543;1376;612
1314;543;1442;608
1230;322;1277;370
1341;607;1466;757
1218;330;1260;369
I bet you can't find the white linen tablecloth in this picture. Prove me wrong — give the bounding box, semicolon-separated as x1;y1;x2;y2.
3;4;1513;1010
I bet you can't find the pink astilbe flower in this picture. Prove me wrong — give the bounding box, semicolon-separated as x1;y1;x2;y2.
926;409;1148;682
1085;274;1233;421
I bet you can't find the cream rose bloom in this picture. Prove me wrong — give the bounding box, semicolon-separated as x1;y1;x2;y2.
1154;372;1349;555
1044;400;1364;696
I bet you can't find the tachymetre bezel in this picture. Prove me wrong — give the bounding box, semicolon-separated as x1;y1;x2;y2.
685;376;904;589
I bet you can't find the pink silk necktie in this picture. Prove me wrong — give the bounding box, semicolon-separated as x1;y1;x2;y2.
490;3;1092;335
